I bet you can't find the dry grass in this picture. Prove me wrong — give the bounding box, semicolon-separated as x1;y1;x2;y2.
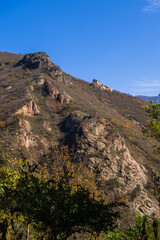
0;51;159;173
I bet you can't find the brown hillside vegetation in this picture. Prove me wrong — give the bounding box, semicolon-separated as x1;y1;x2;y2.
0;51;160;230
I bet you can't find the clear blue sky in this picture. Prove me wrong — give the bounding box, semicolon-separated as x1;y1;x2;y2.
1;0;160;96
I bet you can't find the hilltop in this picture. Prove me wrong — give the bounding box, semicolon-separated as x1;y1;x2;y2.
0;51;160;228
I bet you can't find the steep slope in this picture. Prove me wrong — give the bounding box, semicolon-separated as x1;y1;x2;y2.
0;51;160;227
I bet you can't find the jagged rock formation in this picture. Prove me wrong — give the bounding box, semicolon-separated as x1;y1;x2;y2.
91;79;112;92
62;112;160;224
15;52;62;76
52;89;72;104
15;52;52;69
16;100;40;116
43;80;72;104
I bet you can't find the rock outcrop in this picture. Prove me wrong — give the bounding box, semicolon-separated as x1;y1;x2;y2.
91;79;112;92
15;52;51;69
50;88;72;104
62;112;160;223
15;52;62;76
18;119;38;149
16;100;40;116
43;81;72;104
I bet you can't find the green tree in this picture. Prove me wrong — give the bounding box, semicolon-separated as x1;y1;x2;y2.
105;215;158;240
143;98;160;148
0;149;121;240
0;156;25;239
152;218;159;240
15;163;120;240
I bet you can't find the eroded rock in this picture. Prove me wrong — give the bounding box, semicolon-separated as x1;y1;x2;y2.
15;52;62;76
63;114;160;220
18;119;38;149
43;81;72;104
16;100;40;116
91;79;112;92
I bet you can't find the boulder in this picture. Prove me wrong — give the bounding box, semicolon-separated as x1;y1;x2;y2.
91;79;112;92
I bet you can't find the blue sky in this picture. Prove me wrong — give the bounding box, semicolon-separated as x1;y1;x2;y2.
1;0;160;96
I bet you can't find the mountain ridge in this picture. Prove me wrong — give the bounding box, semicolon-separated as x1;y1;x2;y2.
0;51;160;228
137;95;160;104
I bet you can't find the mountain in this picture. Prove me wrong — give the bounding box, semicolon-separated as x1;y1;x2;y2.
0;51;160;229
137;95;160;104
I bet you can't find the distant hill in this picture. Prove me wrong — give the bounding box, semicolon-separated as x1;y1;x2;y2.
1;51;160;229
137;95;160;104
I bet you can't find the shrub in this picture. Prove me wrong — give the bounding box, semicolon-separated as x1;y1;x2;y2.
66;102;72;108
5;61;11;65
0;121;6;128
19;112;25;119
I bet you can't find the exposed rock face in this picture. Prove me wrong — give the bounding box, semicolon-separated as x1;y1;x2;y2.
15;52;62;76
37;76;45;86
92;79;101;88
15;52;51;69
18;119;38;149
91;79;112;92
63;112;160;222
60;76;74;85
51;89;72;104
16;100;40;116
43;81;72;104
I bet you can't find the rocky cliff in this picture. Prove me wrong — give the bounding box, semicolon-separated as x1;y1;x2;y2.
61;112;159;227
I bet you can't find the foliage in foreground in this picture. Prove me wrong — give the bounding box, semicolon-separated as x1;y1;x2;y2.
0;148;159;240
0;148;120;240
143;98;160;153
105;214;159;240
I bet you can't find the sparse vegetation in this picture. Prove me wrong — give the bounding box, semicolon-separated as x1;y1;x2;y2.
66;102;72;108
5;60;11;65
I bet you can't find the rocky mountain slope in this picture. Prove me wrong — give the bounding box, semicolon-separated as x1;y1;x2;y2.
0;51;160;228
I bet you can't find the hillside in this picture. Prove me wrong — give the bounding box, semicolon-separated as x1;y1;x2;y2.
0;51;160;229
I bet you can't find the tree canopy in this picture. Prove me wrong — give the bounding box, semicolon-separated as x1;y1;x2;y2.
0;147;120;240
143;98;160;146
